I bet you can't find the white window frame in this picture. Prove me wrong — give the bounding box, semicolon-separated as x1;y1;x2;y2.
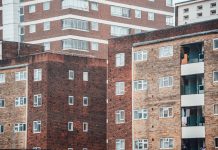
134;139;148;150
15;71;27;81
148;12;154;21
160;138;174;149
62;39;88;51
0;124;3;134
134;80;147;91
91;22;99;31
111;6;130;18
62;0;89;11
14;123;26;132
33;147;41;150
83;96;88;106
135;9;141;18
62;18;89;31
83;122;88;132
83;72;88;81
29;24;36;33
159;76;173;88
68;148;73;150
166;16;174;26
116;53;125;67
0;73;5;84
159;46;173;58
68;96;74;105
43;42;50;51
133;51;148;62
43;1;50;11
68;122;73;131
213;39;218;50
91;2;98;11
43;21;50;31
15;97;27;107
214;104;218;115
33;121;41;133
83;148;88;150
134;109;148;120
69;70;74;80
166;0;173;7
91;42;99;51
160;107;173;118
116;139;125;150
34;69;42;81
115;110;125;124
115;82;125;95
215;137;218;148
111;26;130;36
0;99;5;108
34;94;42;107
29;4;36;13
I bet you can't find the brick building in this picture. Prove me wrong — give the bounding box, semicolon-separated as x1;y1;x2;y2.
108;19;218;150
1;0;174;59
0;41;107;149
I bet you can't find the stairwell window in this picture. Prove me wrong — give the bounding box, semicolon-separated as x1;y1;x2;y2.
34;69;42;81
68;122;73;131
0;73;5;84
213;39;218;50
160;107;173;118
34;94;42;107
0;125;4;134
69;70;74;80
83;72;88;81
68;96;74;105
214;104;218;115
160;138;174;149
115;82;125;95
111;6;130;18
62;0;89;11
159;46;173;58
134;109;148;120
134;139;148;150
15;97;27;107
159;76;173;88
33;121;41;133
134;80;147;91
14;123;26;132
0;99;5;108
115;110;125;124
116;53;125;67
116;139;125;150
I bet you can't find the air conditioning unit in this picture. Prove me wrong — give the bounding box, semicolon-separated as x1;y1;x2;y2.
198;85;204;94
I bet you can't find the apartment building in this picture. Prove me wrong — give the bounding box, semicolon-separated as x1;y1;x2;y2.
108;19;218;150
0;41;107;149
175;0;218;25
1;0;174;59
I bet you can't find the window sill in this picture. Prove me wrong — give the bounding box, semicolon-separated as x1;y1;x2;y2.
63;48;89;52
62;28;89;32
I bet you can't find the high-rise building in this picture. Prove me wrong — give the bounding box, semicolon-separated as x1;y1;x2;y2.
108;19;218;150
1;0;174;59
175;0;218;26
0;41;107;149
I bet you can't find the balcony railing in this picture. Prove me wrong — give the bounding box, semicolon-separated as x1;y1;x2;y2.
182;116;205;127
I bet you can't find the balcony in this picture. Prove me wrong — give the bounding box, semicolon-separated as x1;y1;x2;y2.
182;126;205;138
181;94;204;107
182;138;205;150
181;42;204;76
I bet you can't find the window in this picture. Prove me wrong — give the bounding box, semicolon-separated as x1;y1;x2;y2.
0;74;5;83
166;0;173;6
34;94;42;107
43;22;50;31
159;46;173;58
32;147;41;150
68;148;73;150
166;16;174;26
91;2;98;11
160;138;174;149
115;110;125;124
197;12;202;17
68;96;74;105
111;6;130;18
148;12;154;21
15;71;27;81
116;139;125;150
15;97;27;107
159;76;173;88
0;125;4;133
91;42;99;51
29;5;36;13
116;53;125;67
62;18;88;31
197;5;203;10
135;10;141;18
134;80;147;91
34;69;42;81
215;137;218;148
135;29;142;34
211;2;216;8
62;0;89;11
14;123;26;132
83;97;88;106
160;107;173;118
214;104;218;115
83;72;88;81
134;51;147;61
29;24;36;33
19;26;25;42
183;15;189;20
213;39;218;50
211;10;216;15
134;139;148;150
33;121;41;133
213;71;218;82
0;99;5;108
20;7;24;22
91;22;99;31
43;2;50;11
83;122;88;132
183;8;189;13
63;39;88;51
43;42;50;51
69;70;74;80
115;82;125;95
83;148;87;150
111;26;130;36
134;109;148;120
68;122;73;131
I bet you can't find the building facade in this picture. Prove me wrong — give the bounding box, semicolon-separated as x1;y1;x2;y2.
0;41;107;149
108;19;218;150
175;0;218;26
1;0;174;59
